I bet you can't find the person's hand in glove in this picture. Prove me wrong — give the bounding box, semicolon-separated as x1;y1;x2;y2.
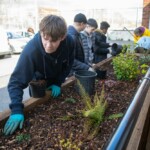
47;84;61;98
4;114;24;135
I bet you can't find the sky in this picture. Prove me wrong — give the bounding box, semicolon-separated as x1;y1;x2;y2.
38;0;143;10
82;0;143;9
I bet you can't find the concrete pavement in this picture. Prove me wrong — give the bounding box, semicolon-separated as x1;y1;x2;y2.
0;86;30;112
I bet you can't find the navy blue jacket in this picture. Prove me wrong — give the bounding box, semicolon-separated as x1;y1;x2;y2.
67;25;89;75
94;30;110;63
8;32;74;114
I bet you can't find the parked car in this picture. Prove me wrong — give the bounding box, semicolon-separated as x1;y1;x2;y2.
7;31;30;54
0;28;12;58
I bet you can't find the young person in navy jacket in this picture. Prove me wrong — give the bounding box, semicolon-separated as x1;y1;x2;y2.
4;15;75;135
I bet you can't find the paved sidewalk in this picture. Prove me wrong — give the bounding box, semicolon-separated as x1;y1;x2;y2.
0;86;30;112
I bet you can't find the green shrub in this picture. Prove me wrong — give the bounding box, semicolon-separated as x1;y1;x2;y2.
112;52;140;81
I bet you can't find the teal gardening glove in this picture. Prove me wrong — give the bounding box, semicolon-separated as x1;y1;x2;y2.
47;84;61;98
4;114;24;135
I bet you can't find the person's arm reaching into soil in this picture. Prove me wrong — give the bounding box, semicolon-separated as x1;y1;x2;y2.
4;114;24;135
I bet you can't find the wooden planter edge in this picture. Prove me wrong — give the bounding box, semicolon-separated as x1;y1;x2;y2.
126;87;150;150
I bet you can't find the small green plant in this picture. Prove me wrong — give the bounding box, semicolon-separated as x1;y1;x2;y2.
56;114;76;121
83;91;107;125
140;64;149;74
122;44;130;53
16;134;30;142
107;113;124;120
139;55;150;64
112;52;140;81
64;98;76;104
77;80;107;124
59;133;82;150
77;80;107;139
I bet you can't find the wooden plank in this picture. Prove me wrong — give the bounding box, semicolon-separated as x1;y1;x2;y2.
93;57;113;70
126;88;150;150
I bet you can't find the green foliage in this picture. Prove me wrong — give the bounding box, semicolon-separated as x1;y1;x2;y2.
122;44;130;53
112;52;140;81
64;98;76;104
139;55;150;64
83;91;107;125
56;115;73;121
77;80;92;110
58;134;82;150
16;134;30;142
107;113;124;120
77;80;107;139
77;80;107;124
140;64;149;74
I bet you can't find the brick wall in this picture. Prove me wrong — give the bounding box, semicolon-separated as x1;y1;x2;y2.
142;0;150;28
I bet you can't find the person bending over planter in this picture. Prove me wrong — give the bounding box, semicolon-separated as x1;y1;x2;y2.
133;26;150;43
3;15;75;135
134;36;150;53
67;13;95;75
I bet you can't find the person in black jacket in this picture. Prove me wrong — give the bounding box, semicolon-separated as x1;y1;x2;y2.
3;15;75;135
93;21;111;63
67;13;95;75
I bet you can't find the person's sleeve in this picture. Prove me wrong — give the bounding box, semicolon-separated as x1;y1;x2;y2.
72;59;89;70
73;38;89;70
94;46;109;55
95;34;110;48
8;44;35;114
98;42;110;48
70;34;89;71
55;36;75;86
137;36;150;50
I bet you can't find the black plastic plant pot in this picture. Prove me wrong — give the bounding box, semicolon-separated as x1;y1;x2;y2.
96;69;107;79
112;43;118;50
74;70;97;95
29;80;46;98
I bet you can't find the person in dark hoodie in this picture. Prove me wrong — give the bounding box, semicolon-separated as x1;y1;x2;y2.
93;21;112;63
3;15;75;135
67;13;94;75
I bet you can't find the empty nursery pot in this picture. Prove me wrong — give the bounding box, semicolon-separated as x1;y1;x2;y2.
96;69;107;79
74;70;97;95
112;43;118;50
29;80;46;98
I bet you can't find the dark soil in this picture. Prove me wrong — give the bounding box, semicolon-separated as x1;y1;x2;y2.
0;62;147;150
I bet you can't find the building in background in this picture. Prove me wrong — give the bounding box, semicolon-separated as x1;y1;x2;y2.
142;0;150;28
0;0;145;32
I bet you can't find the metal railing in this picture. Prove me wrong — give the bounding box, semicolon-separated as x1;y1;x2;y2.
104;67;150;150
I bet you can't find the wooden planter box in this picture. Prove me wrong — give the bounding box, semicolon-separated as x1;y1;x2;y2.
0;56;150;149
